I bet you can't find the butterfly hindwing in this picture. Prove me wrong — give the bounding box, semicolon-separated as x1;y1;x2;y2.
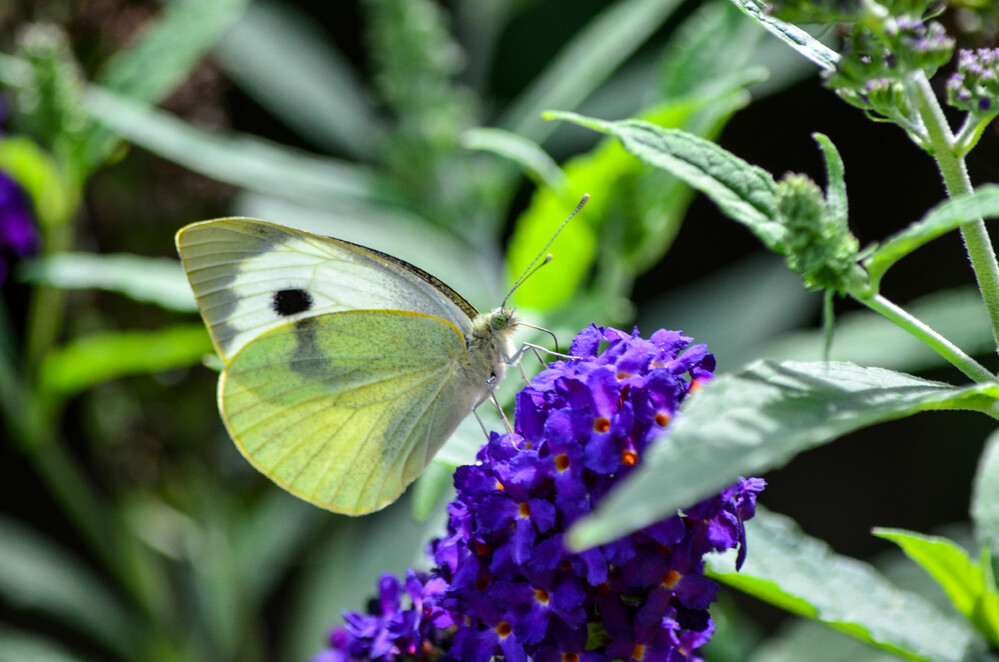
176;218;479;362
219;309;490;515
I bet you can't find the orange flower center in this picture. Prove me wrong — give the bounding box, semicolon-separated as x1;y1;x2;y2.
663;570;681;587
655;412;671;427
632;644;646;660
594;417;611;433
555;454;570;471
519;502;531;517
563;653;579;662
535;588;550;604
496;621;512;637
621;450;638;466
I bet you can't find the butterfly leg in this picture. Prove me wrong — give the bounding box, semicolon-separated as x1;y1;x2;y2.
510;342;579;365
472;407;490;440
488;388;514;435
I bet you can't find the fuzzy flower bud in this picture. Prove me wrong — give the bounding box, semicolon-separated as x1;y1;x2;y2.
776;174;862;294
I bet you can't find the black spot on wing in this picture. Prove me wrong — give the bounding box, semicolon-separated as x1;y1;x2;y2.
273;289;313;316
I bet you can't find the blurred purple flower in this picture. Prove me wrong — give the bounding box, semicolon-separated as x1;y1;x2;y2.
314;325;764;662
0;171;37;283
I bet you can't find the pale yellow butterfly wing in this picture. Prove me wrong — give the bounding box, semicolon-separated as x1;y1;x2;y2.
219;309;494;515
176;218;479;362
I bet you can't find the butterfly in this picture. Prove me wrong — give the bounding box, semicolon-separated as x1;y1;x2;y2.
176;218;521;515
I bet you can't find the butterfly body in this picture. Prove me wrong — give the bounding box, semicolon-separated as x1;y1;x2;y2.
177;218;518;514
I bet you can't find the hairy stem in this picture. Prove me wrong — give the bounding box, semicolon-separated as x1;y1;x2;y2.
861;293;995;383
911;72;999;357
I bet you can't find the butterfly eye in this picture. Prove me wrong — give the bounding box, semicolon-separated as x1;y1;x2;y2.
272;288;313;316
491;312;508;330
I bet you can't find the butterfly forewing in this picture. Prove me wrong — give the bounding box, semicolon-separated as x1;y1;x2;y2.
177;218;478;362
219;309;491;514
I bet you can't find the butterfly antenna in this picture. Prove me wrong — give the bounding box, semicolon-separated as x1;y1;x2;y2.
502;194;589;307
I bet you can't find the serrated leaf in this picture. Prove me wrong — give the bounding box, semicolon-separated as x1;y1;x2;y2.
214;0;381;158
865;186;999;290
727;0;840;70
83;87;386;213
40;324;213;398
501;0;685;143
569;361;999;549
875;529;999;647
547;111;784;251
708;509;985;662
19;252;195;311
973;428;999;553
0;517;140;658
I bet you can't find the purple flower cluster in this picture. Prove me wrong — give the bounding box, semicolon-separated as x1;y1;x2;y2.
947;48;999;115
315;326;764;662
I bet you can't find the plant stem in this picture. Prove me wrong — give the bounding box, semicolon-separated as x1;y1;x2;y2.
911;72;999;356
862;293;995;383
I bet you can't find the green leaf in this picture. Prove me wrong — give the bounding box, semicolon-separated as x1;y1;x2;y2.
727;0;840;70
973;428;999;554
865;186;999;291
708;509;985;662
39;324;213;398
508;93;748;310
461;127;567;191
0;136;74;228
214;0;381;158
813;133;847;227
501;0;684;143
546;111;784;251
0;629;94;662
762;286;993;372
84;0;252;169
748;619;900;662
657;0;764;99
568;361;999;549
875;529;999;648
19;252;195;312
96;0;250;100
83;87;387;213
0;517;140;659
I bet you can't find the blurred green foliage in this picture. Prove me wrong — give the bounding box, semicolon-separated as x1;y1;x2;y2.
1;1;994;661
